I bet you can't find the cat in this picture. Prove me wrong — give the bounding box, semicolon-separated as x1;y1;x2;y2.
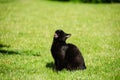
51;29;86;71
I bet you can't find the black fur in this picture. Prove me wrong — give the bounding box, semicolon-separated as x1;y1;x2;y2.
51;30;86;71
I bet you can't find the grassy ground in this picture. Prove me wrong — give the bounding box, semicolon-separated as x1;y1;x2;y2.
0;0;120;80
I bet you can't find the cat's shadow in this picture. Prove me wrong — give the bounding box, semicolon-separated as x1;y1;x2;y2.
46;62;56;70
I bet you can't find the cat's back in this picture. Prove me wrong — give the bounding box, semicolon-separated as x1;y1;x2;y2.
66;43;82;57
67;43;79;52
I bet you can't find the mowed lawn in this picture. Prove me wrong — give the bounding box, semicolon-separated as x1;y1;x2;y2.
0;0;120;80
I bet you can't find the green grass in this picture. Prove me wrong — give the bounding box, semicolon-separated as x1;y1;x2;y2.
0;0;120;80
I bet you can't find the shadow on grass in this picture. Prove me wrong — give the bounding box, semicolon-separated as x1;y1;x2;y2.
0;44;41;56
0;49;19;54
46;62;56;71
0;44;19;55
0;44;10;48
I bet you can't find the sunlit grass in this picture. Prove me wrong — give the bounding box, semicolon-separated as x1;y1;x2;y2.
0;0;120;80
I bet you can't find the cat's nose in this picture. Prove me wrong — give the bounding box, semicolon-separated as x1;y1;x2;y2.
54;33;58;38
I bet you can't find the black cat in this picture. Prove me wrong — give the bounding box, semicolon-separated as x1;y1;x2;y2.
51;29;86;71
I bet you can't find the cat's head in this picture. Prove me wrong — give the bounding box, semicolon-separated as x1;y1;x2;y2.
54;29;71;41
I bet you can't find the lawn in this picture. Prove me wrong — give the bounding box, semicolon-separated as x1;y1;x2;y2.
0;0;120;80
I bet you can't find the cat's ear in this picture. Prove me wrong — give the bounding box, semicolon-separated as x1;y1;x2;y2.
66;34;71;38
